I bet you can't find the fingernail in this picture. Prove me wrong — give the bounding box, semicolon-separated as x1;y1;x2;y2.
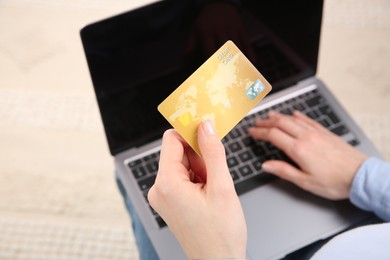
261;162;273;172
203;120;216;136
293;110;301;115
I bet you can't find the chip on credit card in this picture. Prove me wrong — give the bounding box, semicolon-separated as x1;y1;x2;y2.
158;40;272;155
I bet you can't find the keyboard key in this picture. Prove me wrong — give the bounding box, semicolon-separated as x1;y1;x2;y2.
293;102;305;111
128;159;142;168
247;113;256;120
156;216;166;228
227;156;239;168
149;205;158;216
132;166;147;179
280;108;291;115
306;95;323;107
348;139;360;146
229;142;243;153
230;128;241;139
318;105;340;124
307;111;318;119
242;137;255;147
240;124;251;133
318;104;330;114
138;176;156;191
231;170;240;182
242;117;252;124
264;142;275;151
239;151;252;162
146;161;159;173
239;165;253;177
318;118;331;128
252;144;266;156
273;104;283;112
144;154;155;161
222;136;229;143
143;190;149;201
253;159;262;170
327;111;341;124
330;125;350;136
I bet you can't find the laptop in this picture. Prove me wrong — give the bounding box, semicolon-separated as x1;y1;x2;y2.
80;0;382;259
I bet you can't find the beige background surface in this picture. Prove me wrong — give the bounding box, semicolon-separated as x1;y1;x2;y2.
0;0;389;259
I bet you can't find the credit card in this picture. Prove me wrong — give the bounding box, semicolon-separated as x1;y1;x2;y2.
158;40;272;155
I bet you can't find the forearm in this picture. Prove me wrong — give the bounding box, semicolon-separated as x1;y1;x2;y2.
349;157;390;221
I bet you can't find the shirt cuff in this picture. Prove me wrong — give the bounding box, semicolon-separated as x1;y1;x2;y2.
349;157;390;221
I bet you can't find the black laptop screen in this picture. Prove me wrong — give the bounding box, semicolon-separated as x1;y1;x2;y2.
81;0;323;155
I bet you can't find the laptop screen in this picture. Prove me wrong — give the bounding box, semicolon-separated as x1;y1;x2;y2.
81;0;323;155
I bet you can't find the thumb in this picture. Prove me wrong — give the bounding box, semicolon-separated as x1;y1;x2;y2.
197;120;231;186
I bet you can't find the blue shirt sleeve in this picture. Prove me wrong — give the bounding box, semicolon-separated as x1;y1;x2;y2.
349;157;390;221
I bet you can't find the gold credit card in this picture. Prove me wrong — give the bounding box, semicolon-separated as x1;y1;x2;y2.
158;40;272;155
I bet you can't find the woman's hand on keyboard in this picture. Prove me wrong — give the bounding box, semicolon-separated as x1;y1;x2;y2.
248;111;367;200
148;121;247;259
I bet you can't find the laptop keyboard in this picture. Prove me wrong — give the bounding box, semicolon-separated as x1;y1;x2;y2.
127;152;166;227
126;87;360;228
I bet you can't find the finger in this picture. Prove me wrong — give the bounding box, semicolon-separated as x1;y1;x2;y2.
254;111;306;138
186;146;207;183
197;120;232;188
150;130;190;208
159;129;188;171
293;110;326;132
261;160;307;188
248;126;295;157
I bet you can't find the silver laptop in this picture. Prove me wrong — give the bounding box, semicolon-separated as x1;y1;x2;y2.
80;0;382;259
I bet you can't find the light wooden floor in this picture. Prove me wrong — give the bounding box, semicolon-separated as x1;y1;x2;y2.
0;0;389;258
